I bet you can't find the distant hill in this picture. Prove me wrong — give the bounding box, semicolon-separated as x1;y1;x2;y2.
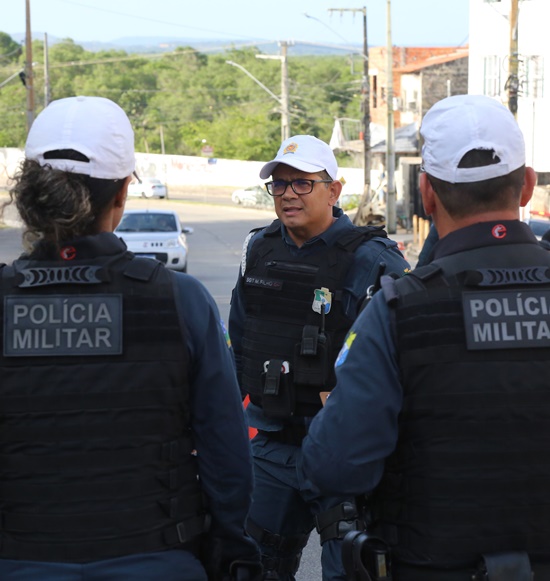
8;32;361;56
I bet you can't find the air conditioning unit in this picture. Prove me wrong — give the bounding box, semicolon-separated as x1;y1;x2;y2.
393;97;403;111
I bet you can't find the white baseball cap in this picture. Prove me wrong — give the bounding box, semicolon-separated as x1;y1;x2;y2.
259;135;338;180
420;94;525;183
25;95;136;180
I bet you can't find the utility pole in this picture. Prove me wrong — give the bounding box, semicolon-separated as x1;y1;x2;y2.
507;0;519;117
44;33;51;106
25;0;35;132
256;41;292;141
328;7;371;226
280;41;290;141
385;0;397;234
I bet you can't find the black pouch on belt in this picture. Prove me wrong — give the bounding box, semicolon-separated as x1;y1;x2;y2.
293;325;332;387
261;359;295;418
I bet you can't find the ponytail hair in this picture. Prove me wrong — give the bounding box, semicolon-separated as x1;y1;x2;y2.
6;154;124;251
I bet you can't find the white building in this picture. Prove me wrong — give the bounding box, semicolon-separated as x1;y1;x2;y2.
469;0;550;175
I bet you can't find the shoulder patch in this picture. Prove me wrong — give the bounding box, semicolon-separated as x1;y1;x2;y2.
220;318;232;348
241;231;256;277
335;330;357;367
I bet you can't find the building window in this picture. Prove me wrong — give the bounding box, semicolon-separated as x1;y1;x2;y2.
406;90;419;112
521;55;544;98
372;75;378;108
484;55;501;97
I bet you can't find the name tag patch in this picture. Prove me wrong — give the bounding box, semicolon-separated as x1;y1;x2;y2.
245;276;283;290
463;289;550;350
4;295;123;357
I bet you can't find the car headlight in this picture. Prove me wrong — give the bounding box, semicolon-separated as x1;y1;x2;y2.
165;238;178;247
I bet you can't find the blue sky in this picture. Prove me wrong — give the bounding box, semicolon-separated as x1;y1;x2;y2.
5;0;469;49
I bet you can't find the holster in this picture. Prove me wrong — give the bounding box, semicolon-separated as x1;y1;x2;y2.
293;325;331;387
261;359;295;418
342;530;392;581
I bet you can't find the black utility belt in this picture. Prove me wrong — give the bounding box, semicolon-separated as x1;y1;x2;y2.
257;425;309;446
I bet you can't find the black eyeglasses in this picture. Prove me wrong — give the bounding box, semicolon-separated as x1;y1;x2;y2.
265;178;333;197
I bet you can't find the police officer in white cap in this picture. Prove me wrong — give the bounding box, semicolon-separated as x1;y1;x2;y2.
301;95;550;580
229;134;409;579
0;96;260;580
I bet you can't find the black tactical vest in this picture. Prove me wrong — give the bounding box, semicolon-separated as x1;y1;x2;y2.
373;243;550;569
0;252;207;563
242;220;387;418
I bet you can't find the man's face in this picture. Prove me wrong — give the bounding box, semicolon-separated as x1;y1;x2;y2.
271;164;340;247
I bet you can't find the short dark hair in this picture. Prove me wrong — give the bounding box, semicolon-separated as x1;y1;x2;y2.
427;149;525;218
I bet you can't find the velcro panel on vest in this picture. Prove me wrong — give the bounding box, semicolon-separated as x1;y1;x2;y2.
242;226;358;416
0;257;204;562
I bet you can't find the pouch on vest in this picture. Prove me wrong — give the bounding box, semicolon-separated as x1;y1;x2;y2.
261;359;295;418
293;324;332;387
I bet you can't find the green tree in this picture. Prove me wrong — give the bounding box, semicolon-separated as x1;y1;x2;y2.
0;33;364;165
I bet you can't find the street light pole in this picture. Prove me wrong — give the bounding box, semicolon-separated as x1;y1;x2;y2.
328;7;371;225
385;0;397;234
361;8;370;203
507;0;519;117
225;60;281;105
25;0;35;132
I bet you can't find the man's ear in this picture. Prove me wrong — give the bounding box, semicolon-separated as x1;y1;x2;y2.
328;179;343;206
420;172;436;216
520;166;537;207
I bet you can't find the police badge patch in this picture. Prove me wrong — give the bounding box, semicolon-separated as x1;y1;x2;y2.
312;287;332;315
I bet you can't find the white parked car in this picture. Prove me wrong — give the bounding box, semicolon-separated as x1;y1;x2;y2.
115;209;192;272
128;177;168;199
231;185;273;208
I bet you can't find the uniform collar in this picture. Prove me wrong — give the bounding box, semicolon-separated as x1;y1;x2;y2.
27;232;127;261
433;220;539;260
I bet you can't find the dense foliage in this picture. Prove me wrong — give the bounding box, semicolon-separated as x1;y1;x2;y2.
0;34;364;163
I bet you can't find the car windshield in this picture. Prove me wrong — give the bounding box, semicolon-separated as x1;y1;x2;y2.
116;213;177;232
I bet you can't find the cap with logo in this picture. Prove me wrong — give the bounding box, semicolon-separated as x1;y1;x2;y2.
259;135;338;180
25;95;136;180
420;94;525;184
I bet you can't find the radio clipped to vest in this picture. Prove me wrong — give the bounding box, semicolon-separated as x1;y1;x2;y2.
261;305;332;418
293;303;332;387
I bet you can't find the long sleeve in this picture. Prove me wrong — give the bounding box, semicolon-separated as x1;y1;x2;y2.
172;273;259;571
300;292;403;496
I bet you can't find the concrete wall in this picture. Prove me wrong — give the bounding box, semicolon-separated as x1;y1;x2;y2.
0;148;366;196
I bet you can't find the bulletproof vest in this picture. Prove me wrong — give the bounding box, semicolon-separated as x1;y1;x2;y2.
0;253;207;563
242;220;387;418
373;243;550;568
